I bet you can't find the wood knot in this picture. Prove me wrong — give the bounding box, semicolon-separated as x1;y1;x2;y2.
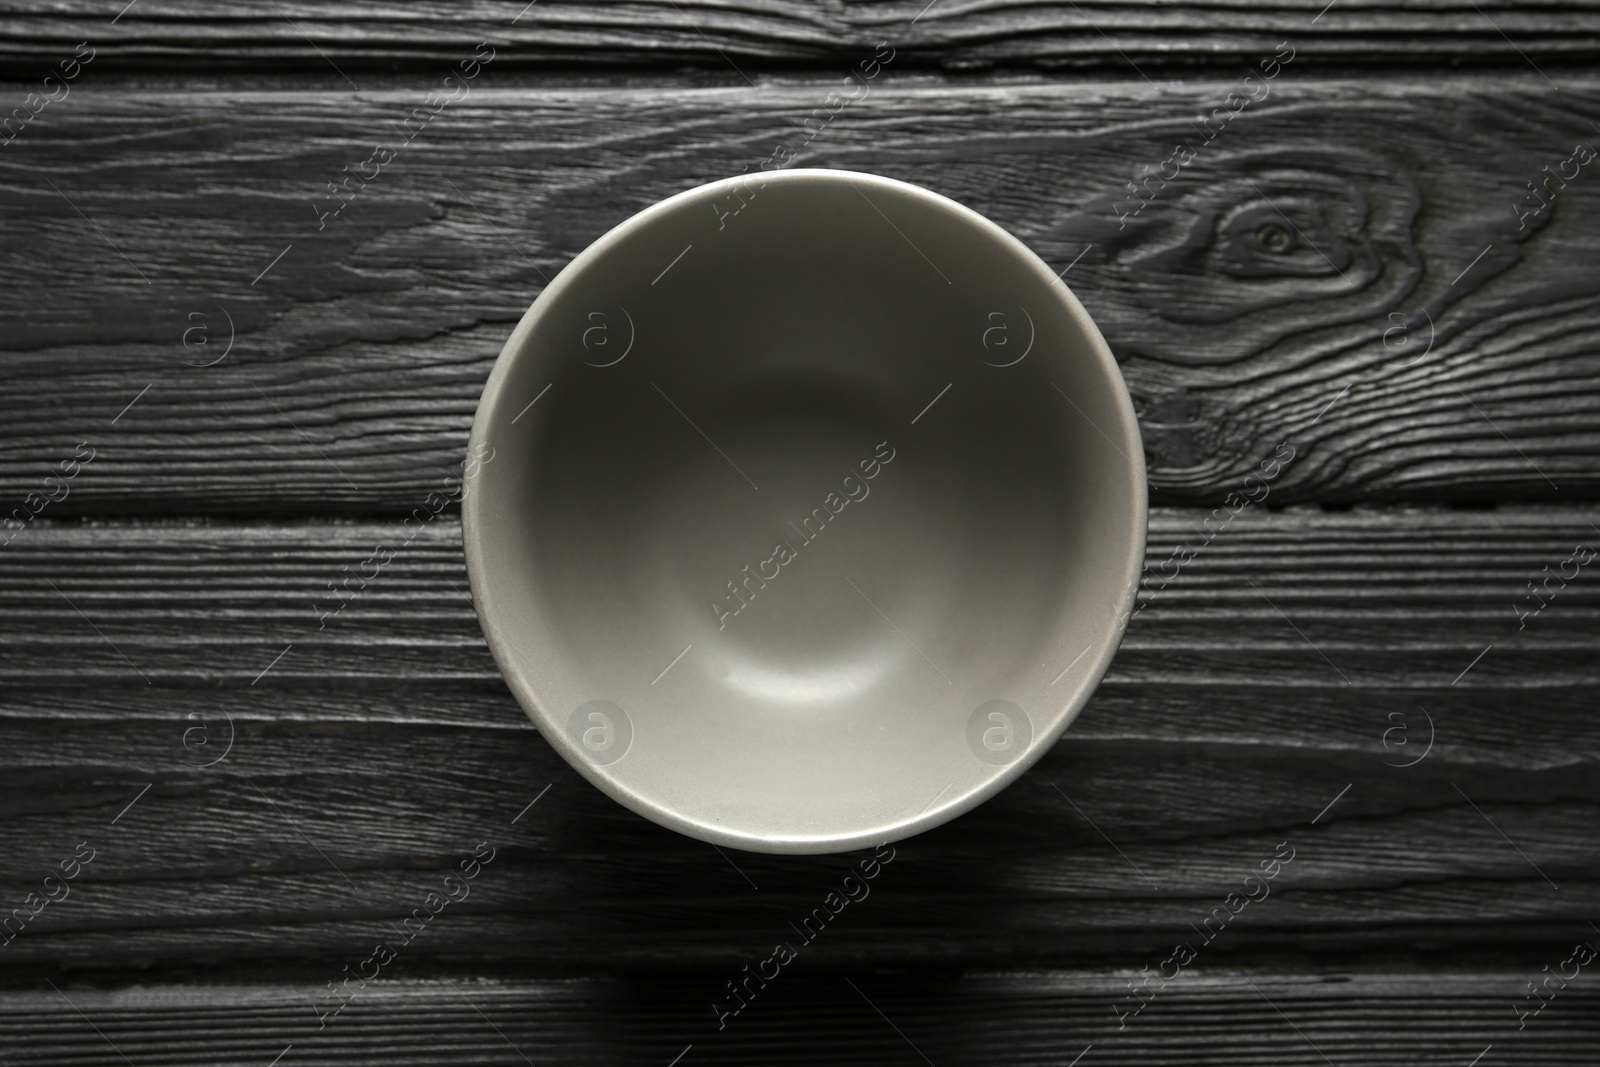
1051;152;1424;366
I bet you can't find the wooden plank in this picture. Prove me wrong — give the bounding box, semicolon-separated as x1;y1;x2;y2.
0;509;1596;968
2;78;1599;514
4;1;1600;71
5;509;1600;686
2;971;1596;1066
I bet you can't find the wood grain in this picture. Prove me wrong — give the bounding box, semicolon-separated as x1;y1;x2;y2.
2;78;1599;514
0;509;1595;969
4;1;1597;1059
4;971;1597;1067
3;1;1600;72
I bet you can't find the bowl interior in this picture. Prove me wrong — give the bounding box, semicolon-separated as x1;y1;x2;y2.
465;169;1145;853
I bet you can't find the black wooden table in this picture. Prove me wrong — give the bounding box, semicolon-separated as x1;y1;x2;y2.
3;3;1598;1064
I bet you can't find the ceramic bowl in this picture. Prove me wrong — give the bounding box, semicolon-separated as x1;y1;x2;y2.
463;168;1146;854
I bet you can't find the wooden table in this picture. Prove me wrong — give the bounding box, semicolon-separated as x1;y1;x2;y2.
3;2;1598;1063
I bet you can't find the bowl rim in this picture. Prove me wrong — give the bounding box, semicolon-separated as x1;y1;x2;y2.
462;166;1148;854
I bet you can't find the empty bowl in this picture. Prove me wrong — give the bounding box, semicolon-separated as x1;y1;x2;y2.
463;168;1146;854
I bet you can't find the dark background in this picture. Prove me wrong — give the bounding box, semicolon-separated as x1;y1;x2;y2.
2;2;1598;1064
